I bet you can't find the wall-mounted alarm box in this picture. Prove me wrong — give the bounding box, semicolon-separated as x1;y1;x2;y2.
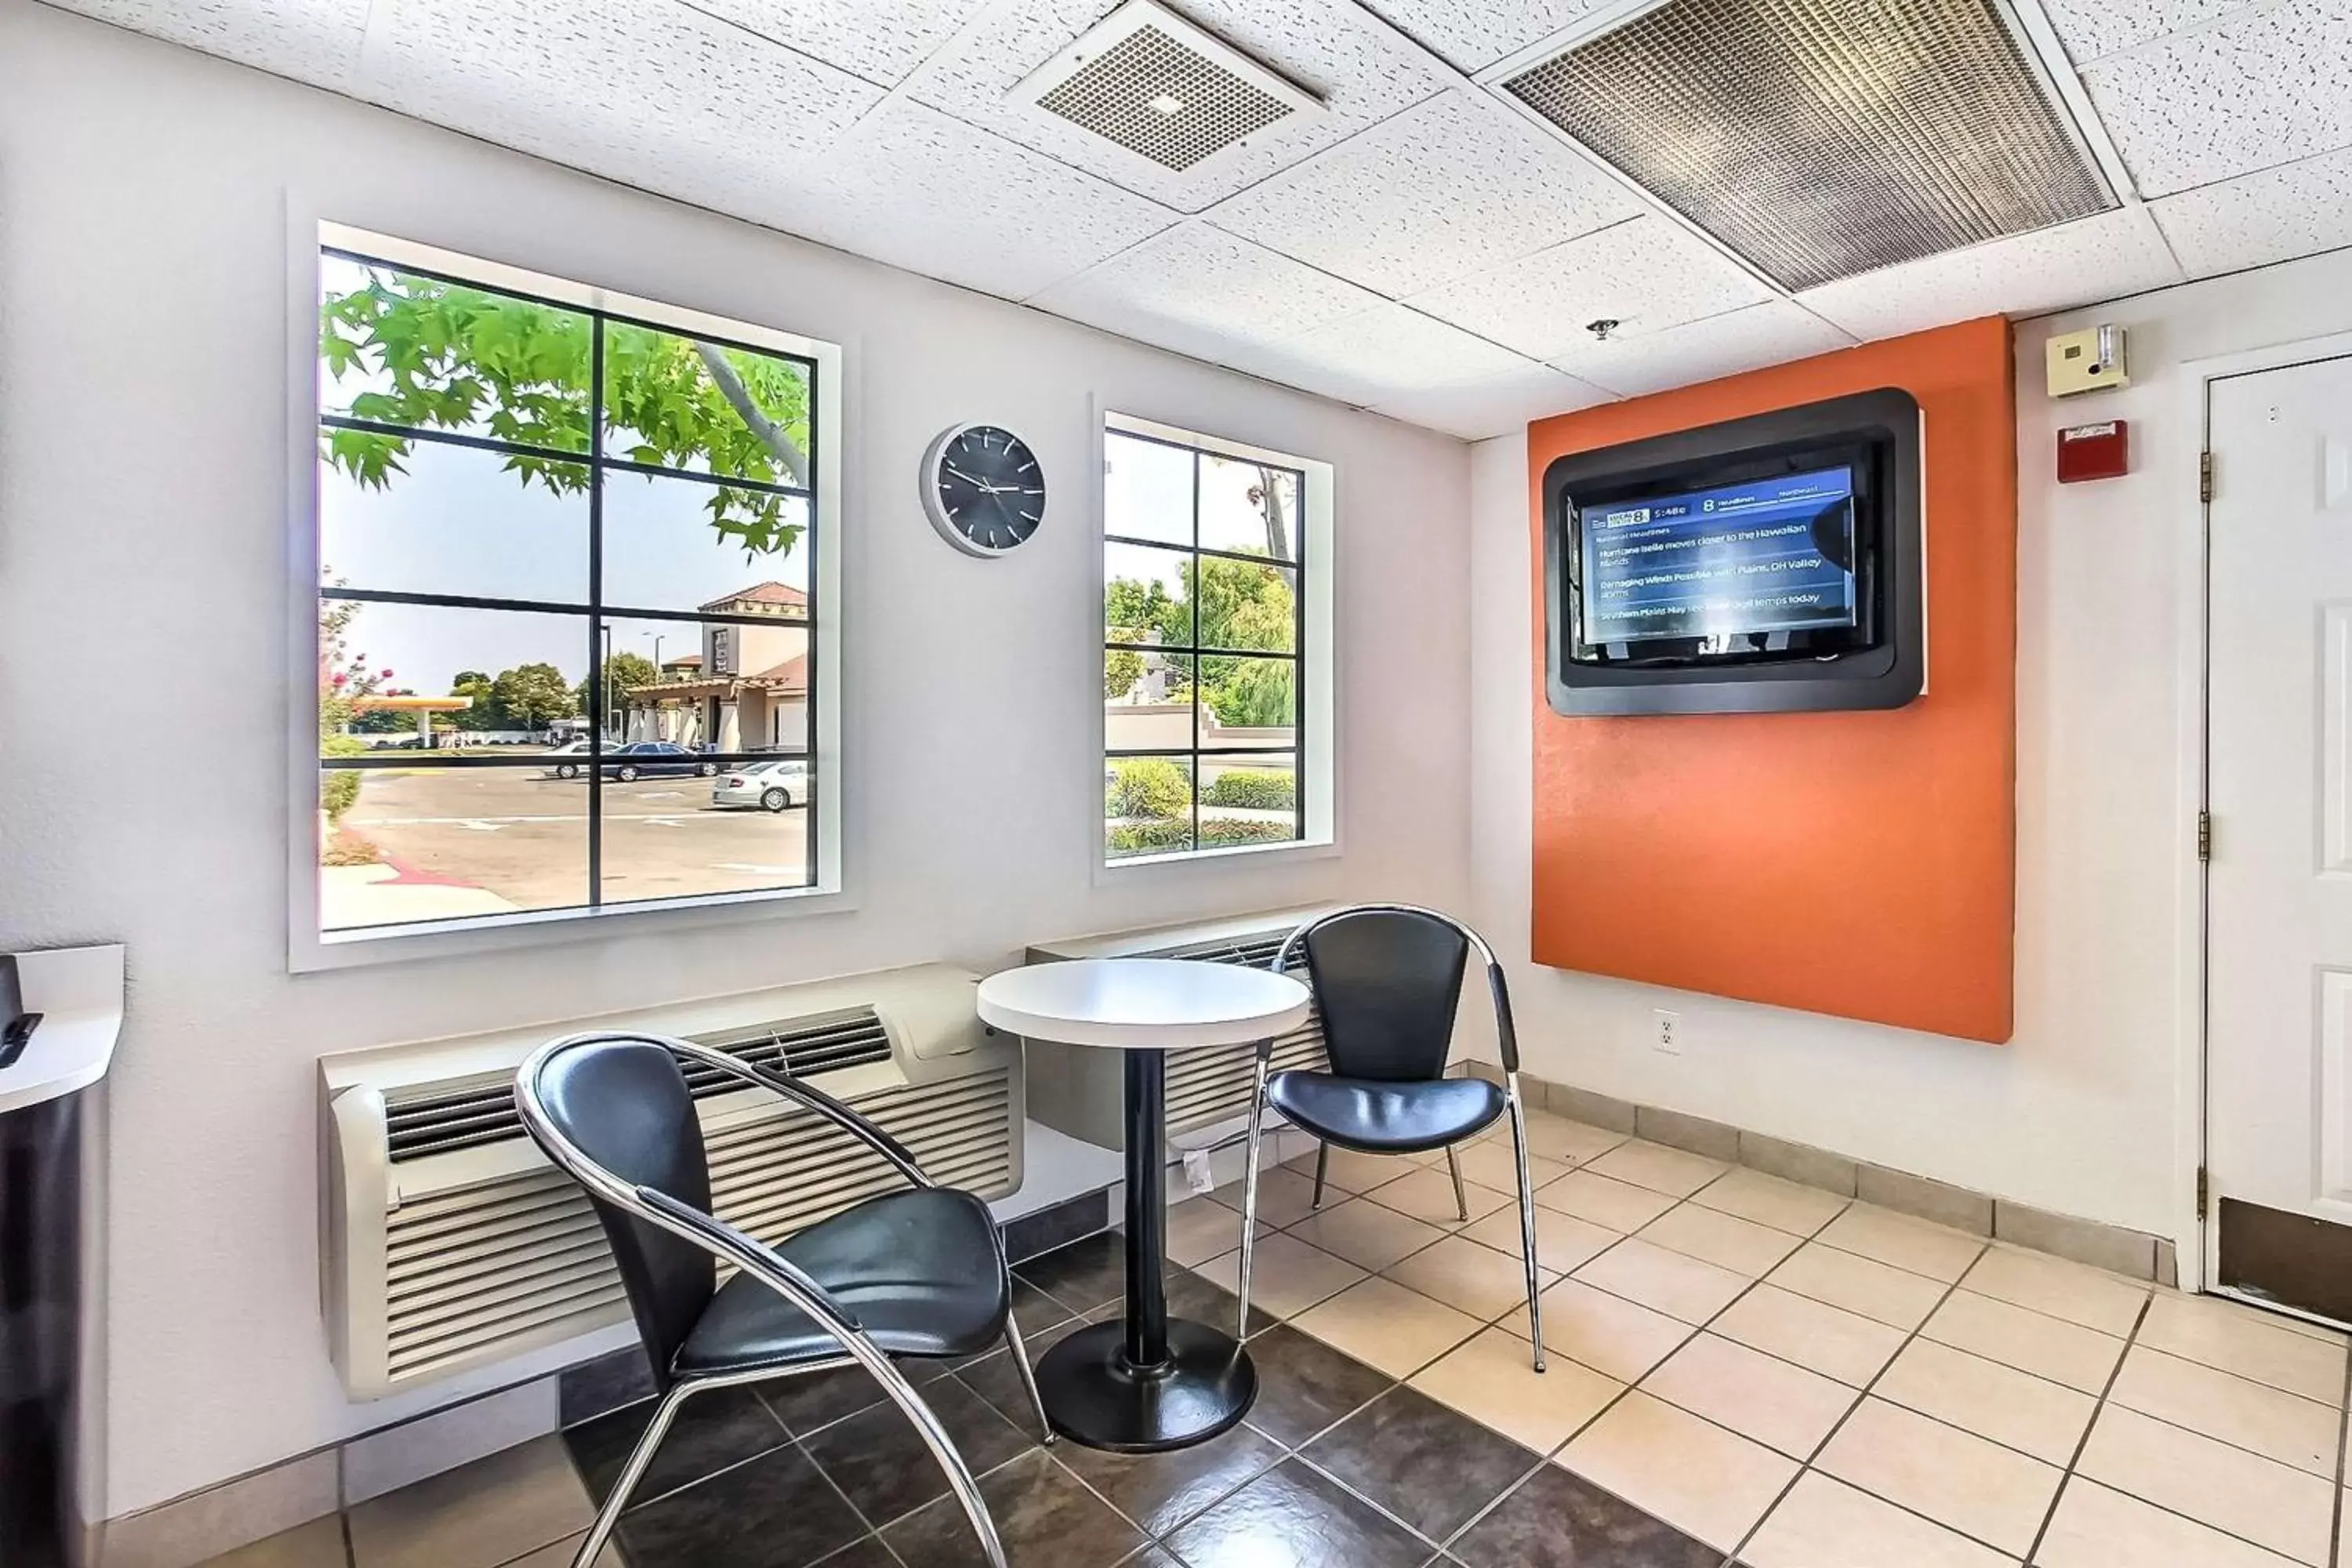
2056;420;2129;483
2046;325;2129;397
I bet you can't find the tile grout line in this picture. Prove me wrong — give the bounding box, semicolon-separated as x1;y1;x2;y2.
2020;1290;2153;1566
2333;1343;2352;1568
1721;1240;1985;1564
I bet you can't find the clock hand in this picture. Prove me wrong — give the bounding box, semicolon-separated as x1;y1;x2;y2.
945;463;993;488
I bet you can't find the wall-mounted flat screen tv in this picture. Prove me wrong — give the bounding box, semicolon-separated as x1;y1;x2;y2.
1545;388;1923;716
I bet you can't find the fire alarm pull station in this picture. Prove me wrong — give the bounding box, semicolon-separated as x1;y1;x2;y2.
2057;420;2129;483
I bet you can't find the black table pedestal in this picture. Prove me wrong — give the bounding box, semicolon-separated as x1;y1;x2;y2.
1034;1047;1256;1452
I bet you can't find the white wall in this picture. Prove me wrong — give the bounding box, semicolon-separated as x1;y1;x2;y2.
0;4;1471;1517
1468;245;2352;1243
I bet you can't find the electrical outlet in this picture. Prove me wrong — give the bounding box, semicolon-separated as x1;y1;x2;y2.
1651;1008;1682;1054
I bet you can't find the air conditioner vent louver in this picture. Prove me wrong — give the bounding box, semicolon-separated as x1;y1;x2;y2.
1502;0;2115;291
383;1006;892;1163
1012;0;1322;175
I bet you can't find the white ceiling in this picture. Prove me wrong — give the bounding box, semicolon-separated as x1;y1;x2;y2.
43;0;2352;440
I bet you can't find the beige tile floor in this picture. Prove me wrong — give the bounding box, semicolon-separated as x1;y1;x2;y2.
203;1105;2352;1568
1190;1109;2352;1566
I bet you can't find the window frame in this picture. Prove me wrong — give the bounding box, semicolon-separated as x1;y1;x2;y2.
1098;410;1337;871
289;222;848;971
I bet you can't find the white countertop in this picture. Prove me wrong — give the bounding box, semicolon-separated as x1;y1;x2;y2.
0;943;125;1114
977;957;1310;1051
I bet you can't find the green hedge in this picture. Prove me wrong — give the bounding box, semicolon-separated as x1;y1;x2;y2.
1203;768;1294;810
1106;757;1189;821
1105;816;1299;857
321;735;369;820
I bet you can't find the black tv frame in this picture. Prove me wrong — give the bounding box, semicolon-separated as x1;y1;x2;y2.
1543;387;1926;717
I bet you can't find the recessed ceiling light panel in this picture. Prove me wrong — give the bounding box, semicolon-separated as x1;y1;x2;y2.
1011;0;1325;174
1501;0;2116;291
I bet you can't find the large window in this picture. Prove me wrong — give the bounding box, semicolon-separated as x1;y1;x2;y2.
310;228;840;942
1102;415;1332;862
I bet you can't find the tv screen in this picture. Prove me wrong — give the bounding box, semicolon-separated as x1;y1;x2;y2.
1577;466;1857;648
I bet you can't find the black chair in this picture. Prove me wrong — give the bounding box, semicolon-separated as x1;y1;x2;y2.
515;1031;1049;1568
1235;906;1547;1371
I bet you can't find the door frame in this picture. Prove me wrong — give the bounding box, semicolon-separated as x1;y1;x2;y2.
2184;327;2352;1305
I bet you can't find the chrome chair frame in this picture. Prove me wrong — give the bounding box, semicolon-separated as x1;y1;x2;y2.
516;1031;1051;1568
1234;906;1547;1373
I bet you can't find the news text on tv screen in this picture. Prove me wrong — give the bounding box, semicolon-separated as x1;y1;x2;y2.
1577;466;1858;646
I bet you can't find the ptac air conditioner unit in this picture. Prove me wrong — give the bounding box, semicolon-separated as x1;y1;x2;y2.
320;964;1018;1399
1022;906;1337;1150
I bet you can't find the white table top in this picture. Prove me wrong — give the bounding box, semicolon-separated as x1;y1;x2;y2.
977;958;1311;1051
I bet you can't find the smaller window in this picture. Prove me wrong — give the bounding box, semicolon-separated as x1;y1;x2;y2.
1102;414;1333;864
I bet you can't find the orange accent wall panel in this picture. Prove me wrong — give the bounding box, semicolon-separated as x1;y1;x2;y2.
1527;316;2016;1043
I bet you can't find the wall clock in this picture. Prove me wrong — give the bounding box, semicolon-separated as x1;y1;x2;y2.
922;423;1045;557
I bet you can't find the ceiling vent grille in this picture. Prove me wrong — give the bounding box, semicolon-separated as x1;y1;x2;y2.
1501;0;2115;292
1012;0;1323;173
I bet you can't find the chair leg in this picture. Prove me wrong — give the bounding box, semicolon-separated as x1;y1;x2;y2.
864;1356;1011;1568
1505;1072;1546;1374
1236;1051;1272;1340
1001;1304;1054;1445
572;1379;692;1567
1446;1145;1470;1222
1310;1142;1329;1210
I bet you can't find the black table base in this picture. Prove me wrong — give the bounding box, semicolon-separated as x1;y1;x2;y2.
1036;1047;1257;1452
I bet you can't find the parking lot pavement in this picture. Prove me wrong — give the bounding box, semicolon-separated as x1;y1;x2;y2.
334;765;810;914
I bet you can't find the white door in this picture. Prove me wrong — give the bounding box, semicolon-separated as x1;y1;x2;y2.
2207;349;2352;1319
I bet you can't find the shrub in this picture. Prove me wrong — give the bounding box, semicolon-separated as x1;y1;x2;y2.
321;735;369;820
321;828;382;868
1106;757;1189;821
1105;818;1192;856
1200;818;1297;846
1203;768;1294;810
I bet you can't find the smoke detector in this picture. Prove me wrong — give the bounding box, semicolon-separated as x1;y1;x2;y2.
1499;0;2117;291
1010;0;1325;174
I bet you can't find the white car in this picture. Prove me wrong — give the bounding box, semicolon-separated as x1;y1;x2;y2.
711;759;809;812
539;740;594;779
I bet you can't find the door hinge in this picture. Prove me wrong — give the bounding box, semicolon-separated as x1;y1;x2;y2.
2197;1166;2210;1220
2200;451;2215;503
2197;811;2212;862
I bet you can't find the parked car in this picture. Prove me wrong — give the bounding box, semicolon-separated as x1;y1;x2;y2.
710;759;809;812
602;741;718;782
539;739;595;779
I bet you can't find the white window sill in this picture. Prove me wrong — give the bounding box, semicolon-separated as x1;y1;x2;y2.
290;881;855;973
1094;833;1338;884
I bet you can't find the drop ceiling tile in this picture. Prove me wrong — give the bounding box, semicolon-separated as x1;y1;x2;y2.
2033;0;2245;65
2151;146;2352;276
1408;216;1773;359
43;0;372;82
1356;0;1618;71
1028;223;1388;364
1219;303;1534;406
1371;362;1614;440
2081;0;2352;198
742;97;1180;301
677;0;989;84
902;0;1458;212
1207;89;1645;299
1795;205;2183;343
1550;300;1855;399
359;0;883;212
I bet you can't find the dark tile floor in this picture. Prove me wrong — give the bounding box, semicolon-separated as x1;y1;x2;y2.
550;1227;1722;1567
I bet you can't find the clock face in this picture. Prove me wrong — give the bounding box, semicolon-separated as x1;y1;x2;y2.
924;425;1044;557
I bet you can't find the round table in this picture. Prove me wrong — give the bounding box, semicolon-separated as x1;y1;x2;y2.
977;957;1312;1453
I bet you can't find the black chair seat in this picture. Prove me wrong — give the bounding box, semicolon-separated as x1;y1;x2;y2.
1267;1070;1506;1155
676;1187;1009;1377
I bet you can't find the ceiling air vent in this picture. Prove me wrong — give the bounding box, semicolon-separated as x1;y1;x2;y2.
1500;0;2116;291
1011;0;1323;173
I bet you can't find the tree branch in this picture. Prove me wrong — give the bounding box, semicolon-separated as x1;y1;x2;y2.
695;343;811;488
1255;465;1291;560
